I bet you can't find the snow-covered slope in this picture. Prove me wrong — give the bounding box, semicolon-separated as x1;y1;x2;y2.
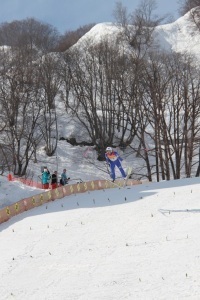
155;11;200;58
74;11;200;59
1;177;200;299
2;11;200;299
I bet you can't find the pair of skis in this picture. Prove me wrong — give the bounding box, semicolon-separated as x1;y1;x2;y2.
108;166;133;188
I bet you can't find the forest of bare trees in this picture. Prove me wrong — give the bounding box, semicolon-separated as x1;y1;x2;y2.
0;0;200;181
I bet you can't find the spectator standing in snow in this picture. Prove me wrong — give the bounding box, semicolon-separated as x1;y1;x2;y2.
60;169;70;185
105;147;126;182
42;167;51;189
51;171;58;189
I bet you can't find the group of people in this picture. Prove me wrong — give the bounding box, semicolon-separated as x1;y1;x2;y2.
41;146;127;189
41;168;70;189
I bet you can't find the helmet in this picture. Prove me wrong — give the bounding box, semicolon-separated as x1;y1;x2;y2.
106;147;112;152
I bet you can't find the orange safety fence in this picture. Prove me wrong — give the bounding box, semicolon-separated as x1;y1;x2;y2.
7;173;43;189
0;178;142;225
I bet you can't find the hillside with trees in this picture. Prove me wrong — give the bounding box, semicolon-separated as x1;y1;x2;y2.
0;0;200;182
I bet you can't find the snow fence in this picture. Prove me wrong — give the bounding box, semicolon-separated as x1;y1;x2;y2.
0;179;142;224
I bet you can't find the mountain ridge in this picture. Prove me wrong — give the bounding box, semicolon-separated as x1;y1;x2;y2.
73;11;200;60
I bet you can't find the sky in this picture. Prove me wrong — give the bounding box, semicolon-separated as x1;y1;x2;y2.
0;0;180;34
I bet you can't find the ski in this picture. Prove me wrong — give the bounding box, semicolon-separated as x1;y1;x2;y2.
107;178;125;188
100;176;126;188
123;166;133;187
104;166;133;188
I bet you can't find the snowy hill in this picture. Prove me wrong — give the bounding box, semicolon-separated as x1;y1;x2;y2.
1;11;200;299
155;11;200;58
74;11;200;59
1;176;200;299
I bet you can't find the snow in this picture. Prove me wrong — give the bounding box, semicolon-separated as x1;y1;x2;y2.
1;12;200;300
75;11;200;60
1;175;200;299
155;11;200;58
73;22;122;48
0;176;44;209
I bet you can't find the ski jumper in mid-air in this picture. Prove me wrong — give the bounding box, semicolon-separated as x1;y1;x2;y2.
105;147;126;182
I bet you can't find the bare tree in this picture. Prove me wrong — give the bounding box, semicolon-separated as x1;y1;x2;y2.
179;0;200;15
57;23;95;52
61;37;138;158
168;53;200;178
0;46;44;176
135;51;173;181
179;0;200;31
36;53;63;156
113;0;162;59
0;18;59;57
113;2;129;27
140;51;200;180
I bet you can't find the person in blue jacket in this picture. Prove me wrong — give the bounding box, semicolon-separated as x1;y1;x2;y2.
105;147;126;182
42;167;50;189
60;168;70;185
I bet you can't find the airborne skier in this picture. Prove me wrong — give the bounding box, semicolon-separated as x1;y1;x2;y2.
105;147;126;182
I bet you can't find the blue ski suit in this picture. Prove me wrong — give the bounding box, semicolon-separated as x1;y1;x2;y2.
42;170;50;184
105;151;126;181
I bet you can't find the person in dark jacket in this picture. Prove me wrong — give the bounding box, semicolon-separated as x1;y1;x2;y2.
51;171;58;189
